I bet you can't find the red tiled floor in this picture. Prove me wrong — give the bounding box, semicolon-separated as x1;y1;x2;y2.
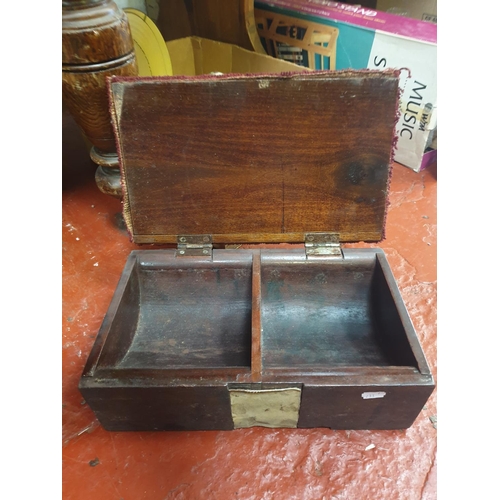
62;110;437;500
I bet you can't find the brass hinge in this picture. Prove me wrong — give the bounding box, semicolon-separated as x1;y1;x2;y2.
176;234;213;257
305;233;343;258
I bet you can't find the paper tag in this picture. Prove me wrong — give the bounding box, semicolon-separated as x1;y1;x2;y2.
361;391;386;400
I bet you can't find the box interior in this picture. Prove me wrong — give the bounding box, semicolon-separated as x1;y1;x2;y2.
100;260;254;370
165;36;307;76
94;251;420;375
261;254;418;369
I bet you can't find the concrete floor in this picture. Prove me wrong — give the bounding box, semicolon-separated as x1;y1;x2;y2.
62;109;437;500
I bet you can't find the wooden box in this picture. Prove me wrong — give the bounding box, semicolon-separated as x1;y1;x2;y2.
79;70;434;431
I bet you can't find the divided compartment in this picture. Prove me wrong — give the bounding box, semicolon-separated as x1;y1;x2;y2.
94;251;254;373
259;249;420;373
90;248;424;379
81;247;433;431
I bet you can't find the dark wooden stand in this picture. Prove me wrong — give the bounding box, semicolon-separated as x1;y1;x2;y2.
62;0;137;198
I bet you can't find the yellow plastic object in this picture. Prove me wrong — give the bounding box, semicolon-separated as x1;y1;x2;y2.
125;8;173;76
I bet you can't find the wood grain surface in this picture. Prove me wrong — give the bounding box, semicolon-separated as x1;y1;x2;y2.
110;70;400;243
62;0;137;154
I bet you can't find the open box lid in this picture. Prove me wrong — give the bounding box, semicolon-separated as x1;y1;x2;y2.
109;70;400;244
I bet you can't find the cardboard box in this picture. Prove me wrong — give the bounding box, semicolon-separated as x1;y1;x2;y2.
255;0;437;172
165;36;308;76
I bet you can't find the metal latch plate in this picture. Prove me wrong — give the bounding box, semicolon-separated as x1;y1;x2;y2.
305;232;342;258
229;387;302;429
176;235;213;257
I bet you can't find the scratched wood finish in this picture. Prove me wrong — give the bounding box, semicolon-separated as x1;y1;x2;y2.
80;248;434;430
109;71;399;243
62;0;137;197
62;0;137;152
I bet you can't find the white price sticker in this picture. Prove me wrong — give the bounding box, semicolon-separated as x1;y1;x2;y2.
361;391;386;399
